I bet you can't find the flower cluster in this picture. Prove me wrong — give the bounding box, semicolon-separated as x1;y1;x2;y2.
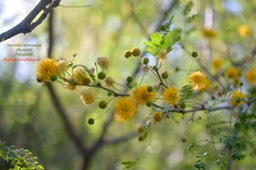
36;20;255;129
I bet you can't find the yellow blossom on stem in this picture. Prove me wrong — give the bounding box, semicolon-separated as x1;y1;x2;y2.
163;87;180;105
189;71;210;91
97;57;109;70
212;58;223;71
57;59;69;75
239;24;250;37
73;68;91;85
131;86;156;105
226;67;240;80
245;69;256;84
229;90;246;106
114;97;136;120
36;58;59;82
202;28;216;39
80;90;95;104
152;111;163;123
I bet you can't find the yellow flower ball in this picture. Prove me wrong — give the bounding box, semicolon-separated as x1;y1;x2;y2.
229;90;246;106
226;67;240;80
189;71;210;91
202;28;216;39
57;59;69;75
131;86;156;105
245;69;256;84
152;111;163;123
114;97;136;120
73;68;91;85
80;90;95;104
212;58;223;71
163;87;180;105
97;57;109;70
239;24;250;37
36;58;59;82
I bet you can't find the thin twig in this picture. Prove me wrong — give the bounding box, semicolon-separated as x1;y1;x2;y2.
0;0;61;42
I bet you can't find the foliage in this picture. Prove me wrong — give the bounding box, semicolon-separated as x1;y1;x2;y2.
0;140;44;170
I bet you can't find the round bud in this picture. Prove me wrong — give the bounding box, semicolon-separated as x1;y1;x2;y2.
138;136;144;141
88;118;95;125
175;67;180;72
146;101;152;107
191;51;198;58
107;92;113;96
131;47;141;57
98;72;106;80
124;50;132;58
50;75;57;81
180;102;186;109
147;86;153;92
142;57;149;65
98;100;107;109
161;71;169;79
126;76;133;83
137;126;144;133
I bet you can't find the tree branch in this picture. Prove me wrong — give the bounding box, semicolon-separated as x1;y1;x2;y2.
0;0;61;42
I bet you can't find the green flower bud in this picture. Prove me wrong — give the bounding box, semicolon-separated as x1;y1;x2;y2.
50;75;57;81
98;72;106;80
131;47;141;57
146;101;152;107
191;51;198;58
142;57;149;65
147;86;153;92
124;50;132;58
98;100;107;109
180;102;186;109
161;71;169;79
88;118;95;125
127;76;133;83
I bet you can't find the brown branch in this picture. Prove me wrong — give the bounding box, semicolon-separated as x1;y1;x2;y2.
46;11;87;156
0;0;61;42
45;83;87;155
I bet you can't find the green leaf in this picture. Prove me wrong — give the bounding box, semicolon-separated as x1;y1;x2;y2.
122;159;140;170
0;140;44;170
182;1;194;16
180;85;193;100
194;162;206;169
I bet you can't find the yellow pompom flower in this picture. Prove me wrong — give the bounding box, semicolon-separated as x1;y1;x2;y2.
73;68;91;85
57;59;69;75
189;71;210;91
212;58;223;71
229;90;246;106
245;69;256;84
97;57;109;70
202;28;216;39
114;97;136;120
152;111;163;124
226;67;240;80
131;86;156;105
163;87;180;105
239;24;250;37
80;90;95;104
36;58;59;82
